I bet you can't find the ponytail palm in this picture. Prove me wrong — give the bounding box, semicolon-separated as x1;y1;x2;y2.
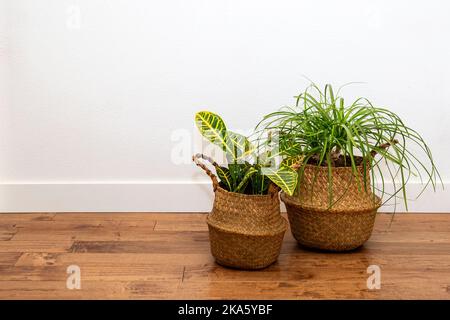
257;83;442;210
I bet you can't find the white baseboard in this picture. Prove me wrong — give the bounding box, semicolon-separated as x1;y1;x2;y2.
0;182;448;213
0;182;215;213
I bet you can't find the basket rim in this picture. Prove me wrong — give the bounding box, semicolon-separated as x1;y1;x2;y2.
214;184;278;199
301;157;370;172
281;192;382;214
207;215;287;236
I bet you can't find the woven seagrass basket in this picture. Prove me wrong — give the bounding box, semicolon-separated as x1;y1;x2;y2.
282;159;381;251
193;154;287;269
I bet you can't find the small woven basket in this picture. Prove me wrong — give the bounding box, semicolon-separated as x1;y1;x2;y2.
282;160;381;251
193;154;287;269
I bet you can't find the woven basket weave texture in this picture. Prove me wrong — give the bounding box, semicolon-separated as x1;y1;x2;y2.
282;162;381;251
208;186;287;269
192;153;286;269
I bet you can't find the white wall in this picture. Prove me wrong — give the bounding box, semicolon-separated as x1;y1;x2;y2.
0;0;449;212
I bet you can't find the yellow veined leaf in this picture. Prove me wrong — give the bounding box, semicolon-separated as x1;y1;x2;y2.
215;166;232;191
281;155;304;168
195;111;235;156
227;131;256;162
261;166;298;196
195;111;255;163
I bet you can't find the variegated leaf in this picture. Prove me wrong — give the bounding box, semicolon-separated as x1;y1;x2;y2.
215;166;232;191
195;111;235;156
261;166;298;196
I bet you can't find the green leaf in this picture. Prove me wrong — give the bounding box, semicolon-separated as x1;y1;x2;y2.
279;142;302;157
227;131;255;163
195;111;234;157
256;82;443;210
252;173;270;195
215;166;232;191
281;155;303;167
228;163;248;190
234;167;258;193
195;111;255;163
261;166;298;196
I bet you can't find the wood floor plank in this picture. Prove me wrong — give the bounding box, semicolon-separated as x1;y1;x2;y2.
184;255;450;283
0;212;448;299
373;213;450;232
0;225;17;241
0;264;183;282
0;213;55;221
0;281;181;299
0;253;22;266
15;253;214;267
3;279;445;300
275;253;450;271
177;278;450;300
154;219;208;232
70;231;210;254
11;225;157;241
0;240;73;253
9;216;156;241
51;212;204;223
369;231;450;243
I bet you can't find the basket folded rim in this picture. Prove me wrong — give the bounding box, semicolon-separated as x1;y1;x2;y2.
207;215;287;236
281;192;382;214
214;184;278;199
300;158;369;172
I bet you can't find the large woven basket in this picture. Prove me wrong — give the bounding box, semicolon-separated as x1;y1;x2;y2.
282;160;381;251
193;154;287;269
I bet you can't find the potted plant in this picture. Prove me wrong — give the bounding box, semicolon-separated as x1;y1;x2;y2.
257;83;441;251
193;111;298;269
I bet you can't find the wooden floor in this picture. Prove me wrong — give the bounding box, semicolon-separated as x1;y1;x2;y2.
0;212;449;299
